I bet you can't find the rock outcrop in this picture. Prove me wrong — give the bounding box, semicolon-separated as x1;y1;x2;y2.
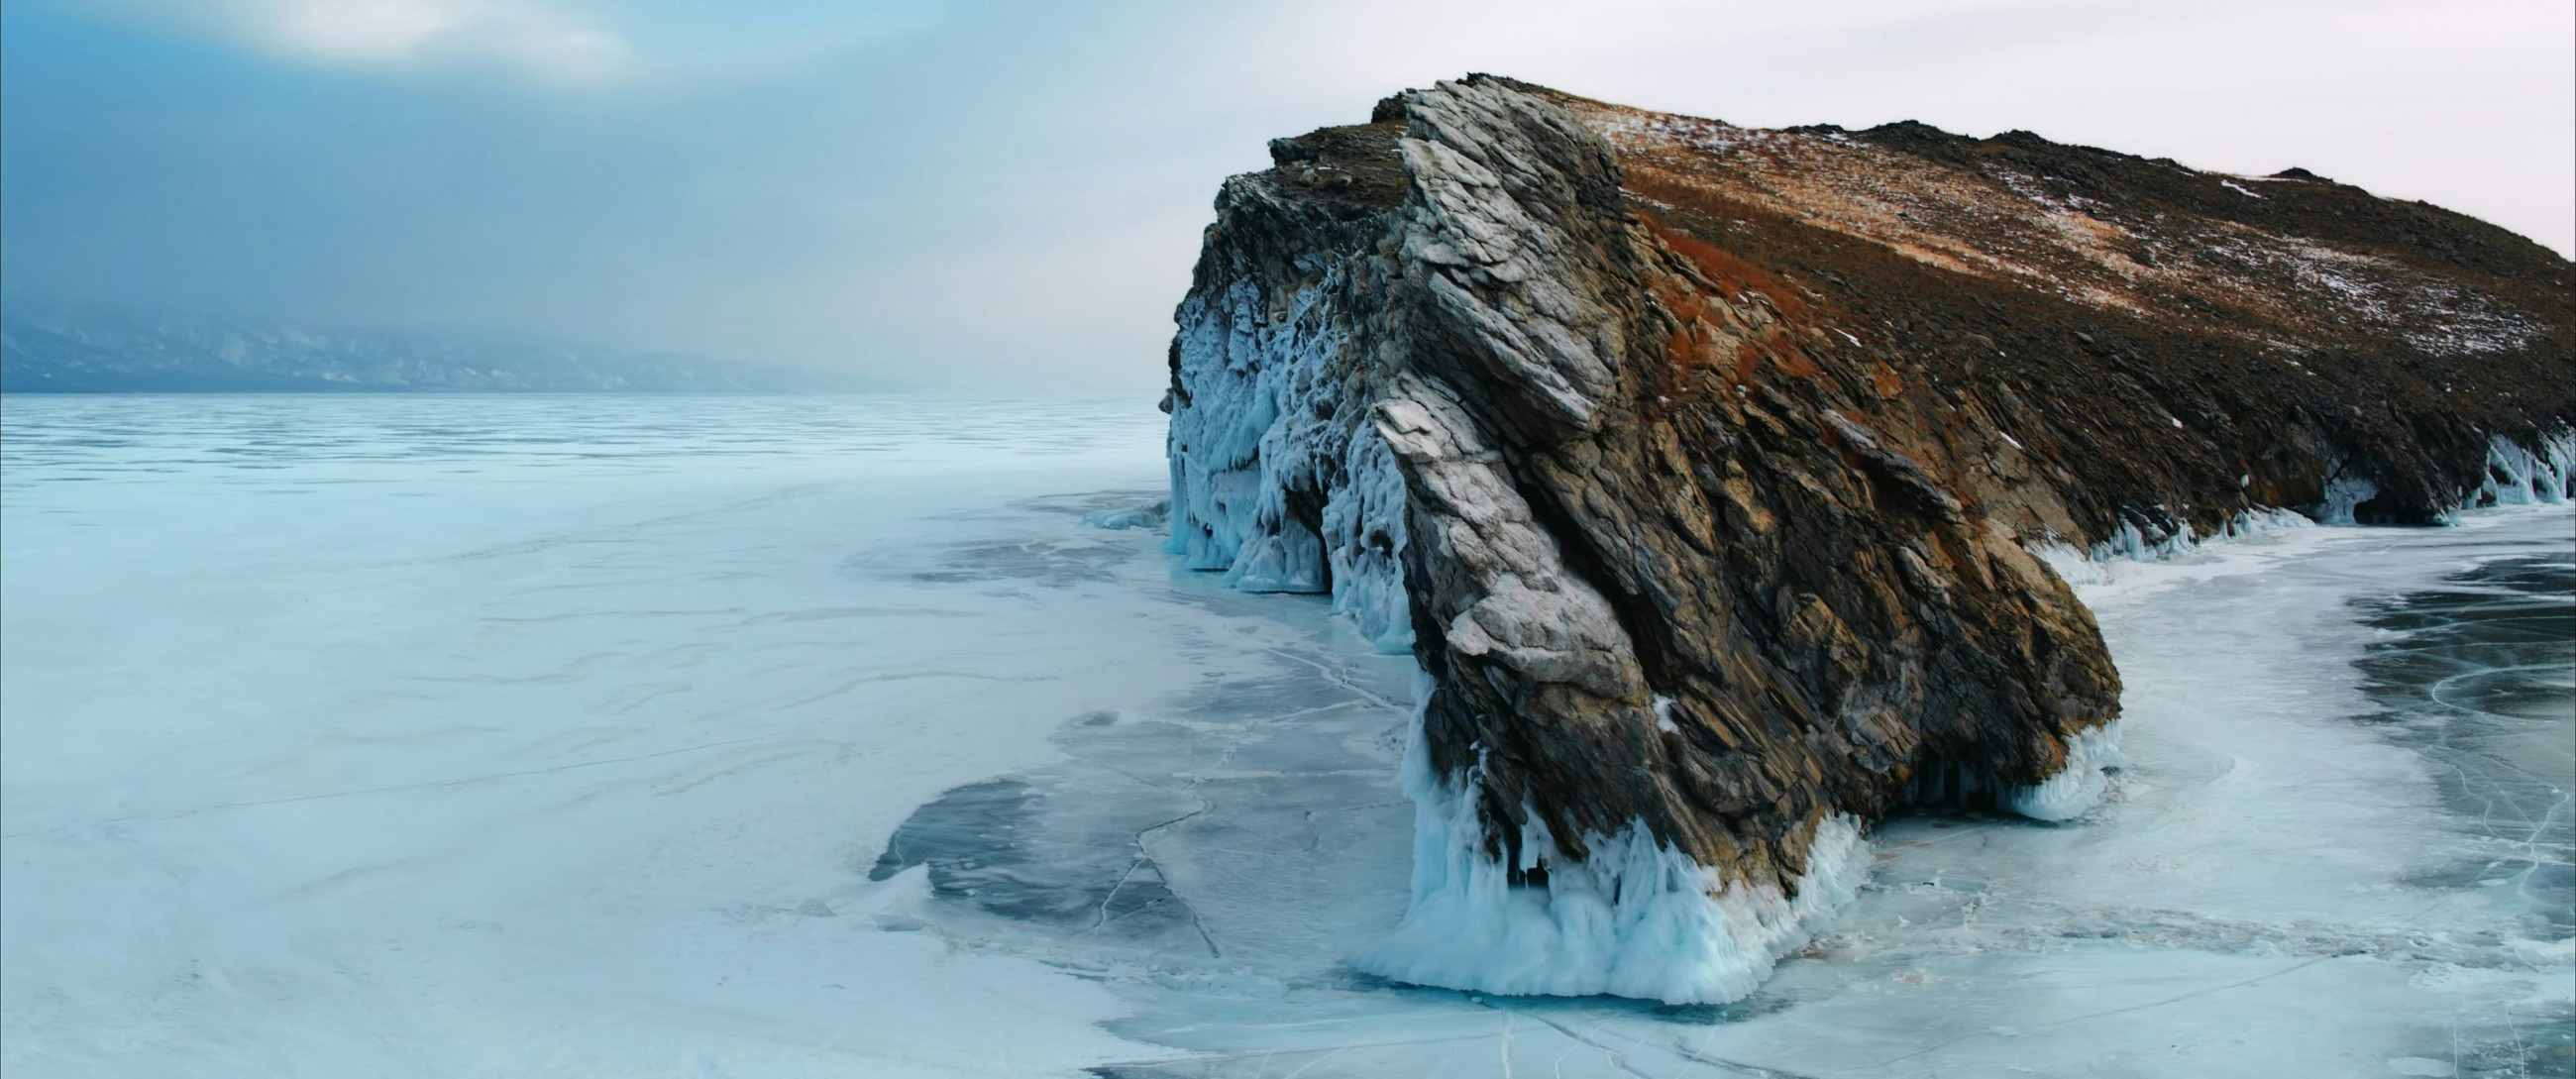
1161;75;2575;1004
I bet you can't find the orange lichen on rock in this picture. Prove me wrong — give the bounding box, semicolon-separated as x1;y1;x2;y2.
1872;362;1905;400
1644;212;1810;322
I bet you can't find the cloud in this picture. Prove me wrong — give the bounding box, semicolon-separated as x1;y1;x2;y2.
94;0;631;81
7;0;2566;392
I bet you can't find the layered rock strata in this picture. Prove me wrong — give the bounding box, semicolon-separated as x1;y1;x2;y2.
1161;75;2575;1003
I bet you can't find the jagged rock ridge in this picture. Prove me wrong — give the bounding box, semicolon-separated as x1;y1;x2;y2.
1161;76;2574;1003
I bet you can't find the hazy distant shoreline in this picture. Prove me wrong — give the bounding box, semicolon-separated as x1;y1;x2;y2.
1;308;885;394
0;385;899;394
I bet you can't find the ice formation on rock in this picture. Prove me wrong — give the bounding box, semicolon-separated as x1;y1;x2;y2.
1350;676;1870;1004
2477;431;2576;506
2006;718;2128;821
1165;255;1413;650
2318;477;2383;525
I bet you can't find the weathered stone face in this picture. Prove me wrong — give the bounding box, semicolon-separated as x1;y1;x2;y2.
1162;74;2573;999
1366;78;2132;892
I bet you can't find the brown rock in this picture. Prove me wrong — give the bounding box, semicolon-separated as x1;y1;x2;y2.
1159;74;2573;1000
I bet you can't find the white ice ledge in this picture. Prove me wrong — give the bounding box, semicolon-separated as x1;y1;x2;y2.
1349;682;1872;1006
2007;719;2126;821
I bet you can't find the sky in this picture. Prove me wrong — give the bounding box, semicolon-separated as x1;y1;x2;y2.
3;0;2570;391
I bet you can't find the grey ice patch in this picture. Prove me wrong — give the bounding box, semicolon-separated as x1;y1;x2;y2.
2357;552;2575;937
842;536;1135;589
1085;497;1171;532
865;632;1419;976
1017;489;1170;519
865;775;1211;949
2389;998;2574;1077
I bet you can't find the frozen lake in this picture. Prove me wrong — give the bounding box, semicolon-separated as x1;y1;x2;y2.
2;394;2569;1078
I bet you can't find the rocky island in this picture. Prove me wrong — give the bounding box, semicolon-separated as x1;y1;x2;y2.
1160;75;2575;1004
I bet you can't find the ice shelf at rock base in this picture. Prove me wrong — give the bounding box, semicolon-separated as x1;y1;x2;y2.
2004;506;2333;823
1890;713;2128;823
1346;677;1873;1006
1995;430;2576;828
2024;506;2316;589
2007;719;2128;821
1162;270;1415;652
2023;434;2572;589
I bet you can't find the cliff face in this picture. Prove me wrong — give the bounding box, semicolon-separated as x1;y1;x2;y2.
1163;75;2575;1004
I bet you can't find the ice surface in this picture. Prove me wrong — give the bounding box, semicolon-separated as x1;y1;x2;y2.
0;394;1207;1077
2010;504;2325;822
9;394;2570;1077
2353;546;2574;934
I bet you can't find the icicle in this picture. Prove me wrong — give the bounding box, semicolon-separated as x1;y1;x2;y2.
1164;269;1414;650
2476;431;2576;507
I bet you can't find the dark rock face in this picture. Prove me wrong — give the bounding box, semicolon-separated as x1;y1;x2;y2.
1161;75;2574;1002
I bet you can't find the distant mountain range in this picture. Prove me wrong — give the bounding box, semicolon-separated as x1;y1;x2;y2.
0;308;877;392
